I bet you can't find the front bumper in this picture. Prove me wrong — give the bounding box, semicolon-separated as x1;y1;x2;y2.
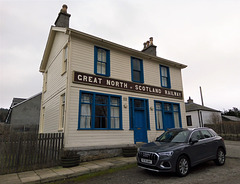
137;151;175;172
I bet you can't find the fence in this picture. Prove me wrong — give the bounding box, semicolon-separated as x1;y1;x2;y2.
0;132;64;175
205;121;240;134
205;121;240;140
0;124;39;134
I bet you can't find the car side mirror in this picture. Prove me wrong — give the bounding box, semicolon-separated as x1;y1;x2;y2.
190;138;198;145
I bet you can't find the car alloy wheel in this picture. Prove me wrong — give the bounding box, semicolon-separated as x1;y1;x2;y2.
176;156;189;177
215;148;225;166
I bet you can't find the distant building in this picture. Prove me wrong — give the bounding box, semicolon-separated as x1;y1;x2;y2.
185;97;222;127
222;115;240;122
5;93;42;127
10;98;26;107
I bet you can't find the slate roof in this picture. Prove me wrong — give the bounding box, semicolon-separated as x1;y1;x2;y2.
40;26;187;72
10;98;26;107
185;102;220;112
222;115;240;122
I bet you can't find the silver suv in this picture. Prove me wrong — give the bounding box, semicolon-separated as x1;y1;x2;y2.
137;128;226;177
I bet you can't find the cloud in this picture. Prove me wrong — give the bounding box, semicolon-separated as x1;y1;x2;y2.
0;0;240;111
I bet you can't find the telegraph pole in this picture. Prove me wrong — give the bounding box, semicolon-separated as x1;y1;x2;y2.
200;86;204;106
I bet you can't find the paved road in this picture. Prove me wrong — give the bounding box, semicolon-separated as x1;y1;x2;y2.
77;158;240;184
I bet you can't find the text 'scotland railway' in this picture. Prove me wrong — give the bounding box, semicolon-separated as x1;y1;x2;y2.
73;71;183;99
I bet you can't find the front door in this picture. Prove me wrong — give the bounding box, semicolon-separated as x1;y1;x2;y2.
134;109;147;143
164;112;174;130
130;98;148;143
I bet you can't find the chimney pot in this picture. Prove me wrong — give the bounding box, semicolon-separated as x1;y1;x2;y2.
61;4;68;13
143;42;147;49
149;37;153;45
146;41;150;47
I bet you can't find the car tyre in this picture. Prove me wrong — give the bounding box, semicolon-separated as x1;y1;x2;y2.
176;155;189;177
214;148;225;166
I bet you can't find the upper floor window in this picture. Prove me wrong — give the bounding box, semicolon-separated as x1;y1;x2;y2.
131;57;144;83
62;46;68;74
160;65;171;88
43;71;48;92
94;46;110;77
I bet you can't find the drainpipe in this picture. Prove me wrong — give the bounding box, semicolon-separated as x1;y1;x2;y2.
198;110;204;127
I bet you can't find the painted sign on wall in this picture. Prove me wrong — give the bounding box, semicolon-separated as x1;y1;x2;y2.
73;71;183;99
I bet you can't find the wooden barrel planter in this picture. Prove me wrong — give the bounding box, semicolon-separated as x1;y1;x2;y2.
60;150;80;168
61;155;80;168
122;147;137;157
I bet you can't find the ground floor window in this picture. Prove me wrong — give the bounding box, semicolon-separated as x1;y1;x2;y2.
154;101;182;130
59;93;65;130
186;115;192;126
78;91;122;130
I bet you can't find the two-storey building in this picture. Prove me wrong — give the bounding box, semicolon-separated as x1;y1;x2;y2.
39;5;187;158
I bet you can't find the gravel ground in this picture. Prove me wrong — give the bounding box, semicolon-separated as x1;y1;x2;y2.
75;158;240;184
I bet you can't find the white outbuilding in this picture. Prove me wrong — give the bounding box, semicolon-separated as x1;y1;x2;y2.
185;97;222;127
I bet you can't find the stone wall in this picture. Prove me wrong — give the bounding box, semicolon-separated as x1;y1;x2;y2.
65;144;136;162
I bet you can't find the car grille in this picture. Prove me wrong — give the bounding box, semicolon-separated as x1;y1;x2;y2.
138;151;159;165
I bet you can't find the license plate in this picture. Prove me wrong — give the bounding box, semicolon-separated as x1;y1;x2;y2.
141;158;152;164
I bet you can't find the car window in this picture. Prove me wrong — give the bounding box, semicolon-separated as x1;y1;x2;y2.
171;131;189;143
209;129;217;136
156;130;189;143
200;130;212;139
190;131;203;141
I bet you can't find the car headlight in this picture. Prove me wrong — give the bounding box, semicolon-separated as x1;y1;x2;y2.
158;151;173;157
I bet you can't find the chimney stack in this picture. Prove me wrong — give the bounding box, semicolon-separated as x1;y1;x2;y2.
142;37;157;56
187;97;194;104
55;4;71;28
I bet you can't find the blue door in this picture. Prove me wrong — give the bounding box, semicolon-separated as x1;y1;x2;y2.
134;109;148;143
164;112;174;130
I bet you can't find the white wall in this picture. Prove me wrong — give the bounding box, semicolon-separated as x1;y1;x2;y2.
186;110;222;128
65;84;185;148
40;32;69;133
186;111;201;127
62;35;187;148
70;36;184;90
40;31;187;147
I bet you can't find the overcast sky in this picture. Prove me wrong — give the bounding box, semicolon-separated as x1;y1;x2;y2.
0;0;240;111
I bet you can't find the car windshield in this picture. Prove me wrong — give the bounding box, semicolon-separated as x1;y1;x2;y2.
156;130;190;143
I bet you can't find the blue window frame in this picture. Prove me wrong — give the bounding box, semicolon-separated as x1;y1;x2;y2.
131;57;144;83
160;65;171;88
78;91;122;130
94;46;110;77
154;101;182;130
129;97;150;130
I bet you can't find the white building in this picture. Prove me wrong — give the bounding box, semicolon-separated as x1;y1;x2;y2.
185;97;222;127
39;5;187;157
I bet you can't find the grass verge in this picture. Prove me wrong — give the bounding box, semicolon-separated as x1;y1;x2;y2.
49;163;137;184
